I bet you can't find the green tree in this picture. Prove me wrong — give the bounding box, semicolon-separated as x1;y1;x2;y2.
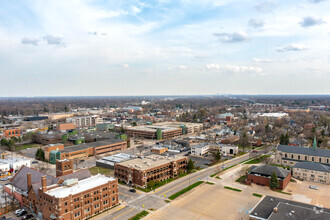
7;139;15;151
35;148;45;161
120;126;125;134
280;133;289;145
132;122;137;126
187;159;195;172
0;139;8;146
239;133;249;152
270;171;279;189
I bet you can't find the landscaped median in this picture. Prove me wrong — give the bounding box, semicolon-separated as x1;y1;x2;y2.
168;181;204;200
224;186;242;192
252;193;262;197
128;210;149;220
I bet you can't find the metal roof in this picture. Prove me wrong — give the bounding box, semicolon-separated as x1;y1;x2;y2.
293;162;330;173
277;145;330;158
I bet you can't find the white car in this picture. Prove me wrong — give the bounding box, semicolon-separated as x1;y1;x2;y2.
309;185;319;190
14;209;23;215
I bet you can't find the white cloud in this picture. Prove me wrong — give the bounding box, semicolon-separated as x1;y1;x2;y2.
213;31;248;43
42;35;65;46
205;64;262;73
253;58;276;63
177;65;187;70
254;0;277;13
248;19;265;28
277;44;308;52
123;64;129;68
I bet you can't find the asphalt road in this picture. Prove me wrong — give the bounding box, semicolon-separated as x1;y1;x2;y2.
96;153;252;220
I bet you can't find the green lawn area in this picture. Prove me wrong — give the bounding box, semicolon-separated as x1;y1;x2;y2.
235;175;247;184
206;181;215;185
253;193;262;197
168;181;204;200
134;172;190;193
244;155;270;164
16;144;41;150
224;186;242;192
128;210;149;220
88;166;114;176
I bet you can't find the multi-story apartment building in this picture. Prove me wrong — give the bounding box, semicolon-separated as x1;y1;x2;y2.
114;154;188;188
275;145;330;167
8;159;119;220
125;122;203;140
292;162;330;184
66;115;103;127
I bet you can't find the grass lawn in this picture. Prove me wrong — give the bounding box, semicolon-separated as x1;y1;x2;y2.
235;175;247;184
16;144;41;150
128;210;149;220
252;193;262;197
244;155;270;164
168;181;204;200
89;166;114;176
206;181;215;185
224;186;242;192
134;172;190;193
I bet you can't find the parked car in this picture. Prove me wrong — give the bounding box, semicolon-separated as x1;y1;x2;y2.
129;189;136;193
31;161;38;164
14;209;23;215
21;214;34;219
17;211;27;217
309;185;319;190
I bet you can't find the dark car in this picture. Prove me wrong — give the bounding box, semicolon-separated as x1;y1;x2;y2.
129;189;136;193
21;214;34;220
17;211;27;217
31;161;38;164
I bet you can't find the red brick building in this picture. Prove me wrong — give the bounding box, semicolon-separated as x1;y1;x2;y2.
8;160;119;220
3;128;20;138
115;155;188;188
57;122;76;131
247;165;291;190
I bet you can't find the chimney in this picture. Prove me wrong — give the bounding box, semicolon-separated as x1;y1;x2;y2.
27;173;32;189
41;176;47;192
273;207;278;212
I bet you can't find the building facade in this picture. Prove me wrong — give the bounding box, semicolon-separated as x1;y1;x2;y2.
247;165;291;190
3;128;20;138
191;143;209;156
292;162;330;184
115;155;188;188
66;116;103;128
275;145;330;167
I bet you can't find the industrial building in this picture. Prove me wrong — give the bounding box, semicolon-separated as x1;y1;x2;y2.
49;139;127;163
125;122;203;140
114;154;188;188
7;159;119;220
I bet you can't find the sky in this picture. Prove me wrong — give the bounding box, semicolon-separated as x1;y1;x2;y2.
0;0;329;96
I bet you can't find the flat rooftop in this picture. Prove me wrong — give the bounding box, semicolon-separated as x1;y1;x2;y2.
117;154;187;170
127;122;202;133
45;174;116;198
59;139;126;153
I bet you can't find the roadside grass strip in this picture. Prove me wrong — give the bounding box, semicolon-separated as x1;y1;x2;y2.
206;181;215;185
210;157;254;177
128;210;149;220
252;193;262;197
224;186;242;192
168;181;204;200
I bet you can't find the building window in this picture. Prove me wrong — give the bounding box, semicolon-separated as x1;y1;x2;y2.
319;158;322;163
298;155;300;160
65;202;67;206
312;157;314;162
285;154;287;158
65;209;67;213
305;156;307;161
112;197;116;201
291;155;293;159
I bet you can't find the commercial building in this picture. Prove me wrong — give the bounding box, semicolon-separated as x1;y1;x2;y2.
275;145;330;167
3;128;20;138
57;122;76;131
44;143;65;162
125;122;203;140
218;144;238;156
249;195;330;220
114;154;188;188
292;162;330;184
247;165;291;190
66;115;103;128
7;159;119;220
49;139;127;163
191;143;209;156
0;157;31;173
151;146;168;154
96;153;137;169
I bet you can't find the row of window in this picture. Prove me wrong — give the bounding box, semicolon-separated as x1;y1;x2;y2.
284;154;329;163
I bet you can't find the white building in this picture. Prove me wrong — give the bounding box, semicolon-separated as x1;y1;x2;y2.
0;161;10;172
218;144;238;156
0;157;31;172
191;143;209;156
66;115;103;127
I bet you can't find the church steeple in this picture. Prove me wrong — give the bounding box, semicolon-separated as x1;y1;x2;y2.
312;135;317;150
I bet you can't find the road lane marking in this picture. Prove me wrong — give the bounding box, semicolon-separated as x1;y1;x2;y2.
116;206;125;211
113;208;134;220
